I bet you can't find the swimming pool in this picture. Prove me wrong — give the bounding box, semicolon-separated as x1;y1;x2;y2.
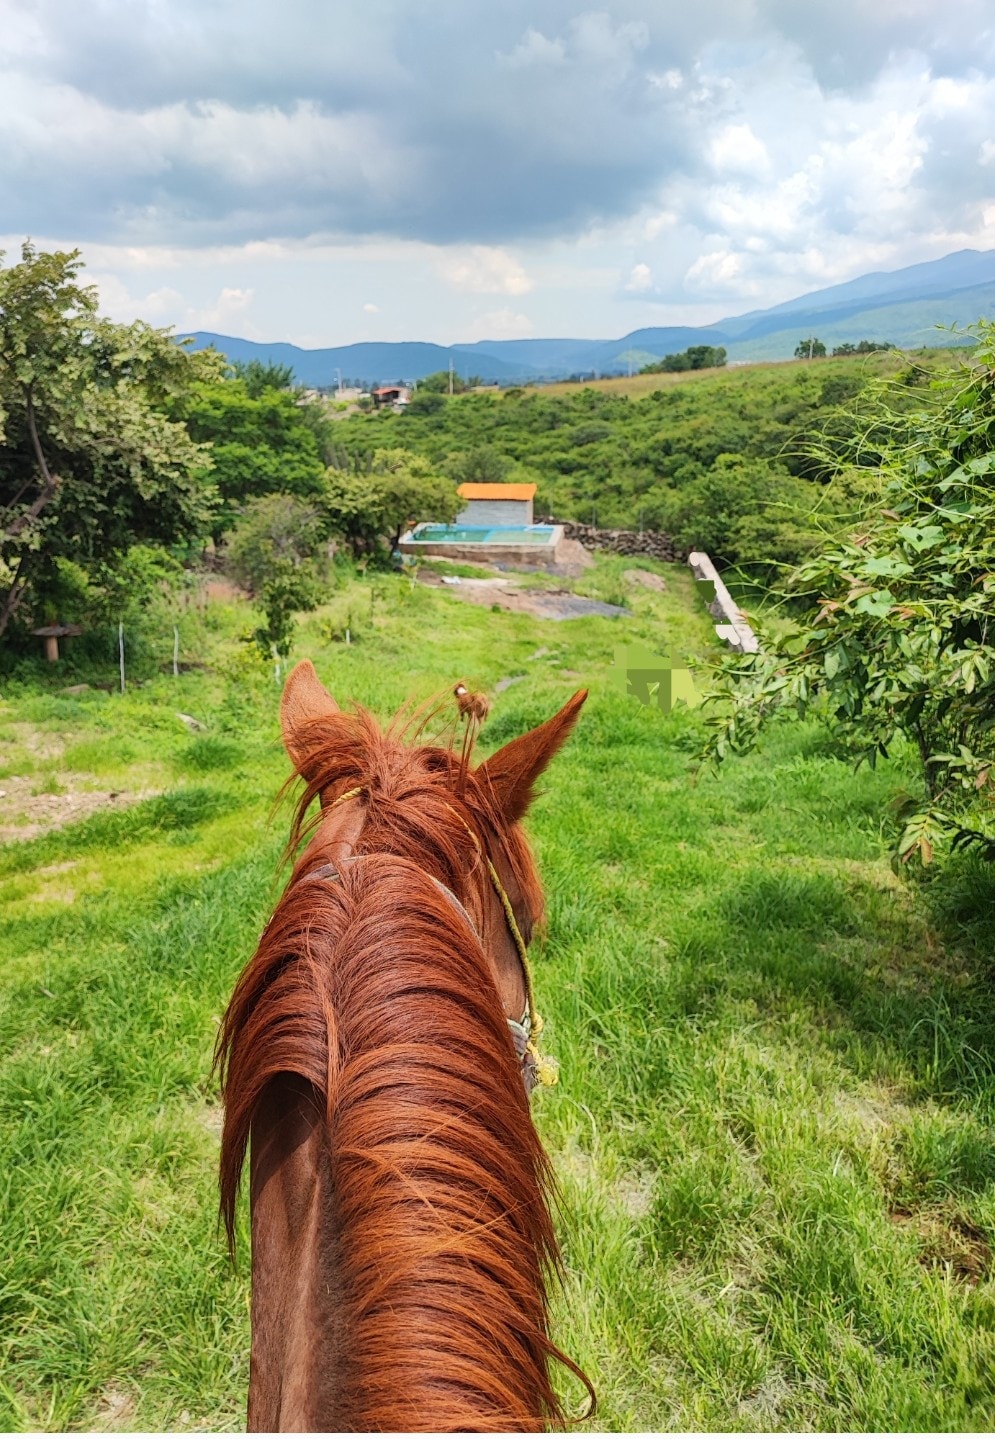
398;522;565;568
408;524;558;546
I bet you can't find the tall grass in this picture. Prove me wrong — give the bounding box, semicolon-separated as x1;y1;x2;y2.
1;561;993;1431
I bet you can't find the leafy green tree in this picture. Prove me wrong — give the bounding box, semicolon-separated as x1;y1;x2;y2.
418;369;469;395
701;323;995;863
225;493;325;657
794;337;827;359
661;455;822;572
832;340;894;357
0;242;217;638
641;345;727;374
231;358;296;396
168;378;326;532
444;445;511;486
406;388;447;415
324;448;459;553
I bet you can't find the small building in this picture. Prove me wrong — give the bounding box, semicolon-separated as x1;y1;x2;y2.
372;385;411;410
456;482;536;528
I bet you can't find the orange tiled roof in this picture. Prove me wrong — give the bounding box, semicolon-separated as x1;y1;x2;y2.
457;483;537;500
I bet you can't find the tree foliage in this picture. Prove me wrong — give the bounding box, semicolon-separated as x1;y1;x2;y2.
832;340;894;357
701;323;995;863
231;358;296;396
323;447;459;553
443;444;511;487
166;378;327;532
640;345;727;374
0;243;218;637
660;455;823;573
225;493;326;657
795;337;827;359
417;369;481;395
326;347;937;565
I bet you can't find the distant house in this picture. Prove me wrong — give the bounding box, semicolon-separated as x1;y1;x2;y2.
372;385;411;410
456;482;536;528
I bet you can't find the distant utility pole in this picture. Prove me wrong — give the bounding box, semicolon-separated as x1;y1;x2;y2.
808;338;814;360
335;367;342;392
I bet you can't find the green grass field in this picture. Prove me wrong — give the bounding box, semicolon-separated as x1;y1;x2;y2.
2;559;994;1432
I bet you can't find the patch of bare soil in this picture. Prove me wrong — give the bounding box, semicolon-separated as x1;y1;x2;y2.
889;1206;992;1282
202;576;248;603
550;538;594;575
95;1388;137;1428
624;568;666;590
0;773;160;843
423;574;628;621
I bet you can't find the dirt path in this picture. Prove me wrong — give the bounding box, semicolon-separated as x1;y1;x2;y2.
419;572;628;621
0;724;159;844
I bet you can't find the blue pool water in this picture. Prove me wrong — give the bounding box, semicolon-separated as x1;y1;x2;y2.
409;524;556;545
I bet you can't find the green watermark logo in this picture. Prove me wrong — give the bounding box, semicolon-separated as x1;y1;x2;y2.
612;644;702;712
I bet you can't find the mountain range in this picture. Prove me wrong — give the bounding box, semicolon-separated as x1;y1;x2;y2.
181;248;995;386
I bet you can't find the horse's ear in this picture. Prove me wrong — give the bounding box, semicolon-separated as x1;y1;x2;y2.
477;689;587;823
281;660;339;774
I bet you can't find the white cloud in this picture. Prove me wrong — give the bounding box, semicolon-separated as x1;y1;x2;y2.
649;69;684;91
709;123;771;178
684;249;753;295
185;286;256;333
625;262;655;292
85;271;257;334
466;308;534;340
363;302;380;313
438;246;533;295
499;28;566;69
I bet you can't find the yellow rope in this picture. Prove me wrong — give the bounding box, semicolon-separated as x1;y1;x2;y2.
442;803;559;1088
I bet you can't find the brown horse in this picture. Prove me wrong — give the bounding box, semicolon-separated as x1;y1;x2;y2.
216;660;593;1431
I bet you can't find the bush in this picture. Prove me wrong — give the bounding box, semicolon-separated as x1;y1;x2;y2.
702;322;995;864
661;456;823;574
224;494;327;657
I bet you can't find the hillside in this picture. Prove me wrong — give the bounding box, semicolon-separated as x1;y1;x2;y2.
180;248;995;384
329;348;948;554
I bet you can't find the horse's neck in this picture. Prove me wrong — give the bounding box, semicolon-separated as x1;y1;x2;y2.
247;1075;340;1432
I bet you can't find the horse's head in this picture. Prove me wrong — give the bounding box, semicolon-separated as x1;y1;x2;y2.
220;660;595;1429
278;660;587;1060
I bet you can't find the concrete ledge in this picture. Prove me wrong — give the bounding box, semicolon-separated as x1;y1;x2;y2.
688;551;760;654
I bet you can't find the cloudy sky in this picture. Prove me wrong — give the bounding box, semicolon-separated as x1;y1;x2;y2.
2;0;994;347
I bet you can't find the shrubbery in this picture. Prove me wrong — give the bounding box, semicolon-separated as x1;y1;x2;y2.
702;322;995;863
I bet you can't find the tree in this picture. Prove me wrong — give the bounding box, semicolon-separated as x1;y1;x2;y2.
444;445;511;487
832;340;894;357
661;455;822;573
406;388;446;415
231;358;296;396
701;322;995;863
225;493;325;657
324;448;459;553
0;243;218;638
167;377;326;533
640;345;727;375
418;369;469;395
794;337;827;359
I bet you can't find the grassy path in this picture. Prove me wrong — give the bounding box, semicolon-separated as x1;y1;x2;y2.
1;561;994;1431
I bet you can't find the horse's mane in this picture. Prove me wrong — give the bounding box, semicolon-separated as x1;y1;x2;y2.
216;704;587;1430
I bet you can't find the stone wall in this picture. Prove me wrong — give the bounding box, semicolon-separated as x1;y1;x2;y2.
540;518;686;562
